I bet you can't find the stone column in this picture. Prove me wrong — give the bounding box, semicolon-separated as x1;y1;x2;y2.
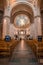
33;5;42;38
2;17;10;39
33;20;38;39
34;16;42;36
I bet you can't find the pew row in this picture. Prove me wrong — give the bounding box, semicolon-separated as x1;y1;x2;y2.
0;39;20;57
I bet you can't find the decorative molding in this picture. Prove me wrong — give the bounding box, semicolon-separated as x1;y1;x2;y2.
34;15;41;18
3;16;10;19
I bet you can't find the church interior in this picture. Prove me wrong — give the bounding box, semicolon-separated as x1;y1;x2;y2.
0;0;43;65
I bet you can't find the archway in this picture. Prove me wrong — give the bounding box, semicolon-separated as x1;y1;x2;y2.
10;3;35;39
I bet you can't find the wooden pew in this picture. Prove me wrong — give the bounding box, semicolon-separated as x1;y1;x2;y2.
0;39;20;57
26;40;37;56
35;40;43;63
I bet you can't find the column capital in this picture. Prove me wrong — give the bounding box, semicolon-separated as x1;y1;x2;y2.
34;15;41;19
3;16;10;19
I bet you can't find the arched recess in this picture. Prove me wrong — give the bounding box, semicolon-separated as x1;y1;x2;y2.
9;3;35;38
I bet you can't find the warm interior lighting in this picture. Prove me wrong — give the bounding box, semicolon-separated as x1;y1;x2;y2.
20;40;25;50
8;0;16;5
20;31;24;34
4;19;6;23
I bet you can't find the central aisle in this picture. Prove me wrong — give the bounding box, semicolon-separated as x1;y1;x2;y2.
9;40;38;65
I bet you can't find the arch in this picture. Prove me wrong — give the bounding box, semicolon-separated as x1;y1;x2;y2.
4;1;41;17
10;1;34;17
10;1;34;24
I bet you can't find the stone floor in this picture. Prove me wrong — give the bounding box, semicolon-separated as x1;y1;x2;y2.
0;40;42;65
